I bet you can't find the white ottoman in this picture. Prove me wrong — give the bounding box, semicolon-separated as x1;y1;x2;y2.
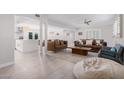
73;58;124;79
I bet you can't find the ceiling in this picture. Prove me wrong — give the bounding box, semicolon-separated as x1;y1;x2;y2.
47;14;115;29
15;14;116;29
15;15;40;25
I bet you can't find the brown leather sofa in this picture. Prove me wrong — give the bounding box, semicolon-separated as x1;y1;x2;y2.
47;39;68;52
74;39;107;53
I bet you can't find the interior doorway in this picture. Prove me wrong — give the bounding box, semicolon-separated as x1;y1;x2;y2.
15;15;40;53
14;15;49;58
64;31;75;47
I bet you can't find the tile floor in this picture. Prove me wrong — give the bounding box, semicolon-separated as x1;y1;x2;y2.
0;49;98;79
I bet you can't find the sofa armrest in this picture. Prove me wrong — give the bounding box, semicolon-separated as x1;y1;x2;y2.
102;42;107;46
47;41;55;51
116;47;124;63
64;41;67;44
63;41;68;47
117;47;124;55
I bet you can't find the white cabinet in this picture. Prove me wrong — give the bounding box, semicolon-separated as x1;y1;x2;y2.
16;40;39;53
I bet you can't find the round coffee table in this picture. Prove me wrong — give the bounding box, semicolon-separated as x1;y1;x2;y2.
73;58;124;79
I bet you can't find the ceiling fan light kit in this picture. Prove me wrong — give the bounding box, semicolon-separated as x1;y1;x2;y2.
84;19;92;25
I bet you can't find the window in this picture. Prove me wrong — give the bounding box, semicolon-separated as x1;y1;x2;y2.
113;15;121;38
85;29;102;39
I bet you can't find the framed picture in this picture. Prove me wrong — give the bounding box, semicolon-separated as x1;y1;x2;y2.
56;33;59;35
17;26;23;33
66;33;70;36
78;32;83;35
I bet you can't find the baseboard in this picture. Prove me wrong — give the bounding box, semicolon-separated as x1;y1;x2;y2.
0;61;14;69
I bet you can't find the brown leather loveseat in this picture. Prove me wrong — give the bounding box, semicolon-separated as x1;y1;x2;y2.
47;39;68;52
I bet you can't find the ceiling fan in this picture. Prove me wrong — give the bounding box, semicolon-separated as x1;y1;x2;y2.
35;14;40;17
84;19;92;25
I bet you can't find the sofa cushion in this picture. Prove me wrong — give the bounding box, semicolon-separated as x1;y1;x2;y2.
60;40;64;45
100;54;117;61
102;52;116;57
54;40;60;46
101;49;116;57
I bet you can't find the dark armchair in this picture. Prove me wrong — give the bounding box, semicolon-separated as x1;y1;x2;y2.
98;46;124;65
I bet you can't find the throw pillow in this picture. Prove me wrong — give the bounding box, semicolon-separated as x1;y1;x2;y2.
110;47;117;52
86;40;92;45
82;39;86;45
79;40;83;45
96;40;100;44
92;40;96;45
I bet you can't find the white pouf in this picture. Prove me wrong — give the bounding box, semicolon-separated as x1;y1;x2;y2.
73;58;124;79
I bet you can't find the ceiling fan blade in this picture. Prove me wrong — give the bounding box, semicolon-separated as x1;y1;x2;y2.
83;19;92;25
88;20;92;22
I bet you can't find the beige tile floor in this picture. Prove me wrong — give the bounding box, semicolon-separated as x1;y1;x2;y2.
0;49;98;79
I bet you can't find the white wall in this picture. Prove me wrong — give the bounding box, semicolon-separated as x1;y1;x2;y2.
100;15;124;46
114;15;124;46
47;25;75;46
63;30;75;46
101;25;113;46
47;25;64;40
95;25;122;47
75;28;84;40
0;15;14;68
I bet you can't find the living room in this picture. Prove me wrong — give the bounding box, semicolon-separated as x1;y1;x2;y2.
0;14;124;79
46;14;124;79
47;14;123;55
1;1;124;93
